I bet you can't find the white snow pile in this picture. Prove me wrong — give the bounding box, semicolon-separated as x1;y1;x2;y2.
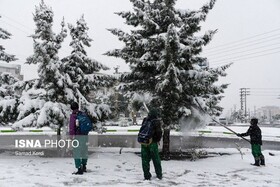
0;148;279;186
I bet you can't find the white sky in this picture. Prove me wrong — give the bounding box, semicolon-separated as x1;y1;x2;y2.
0;0;280;115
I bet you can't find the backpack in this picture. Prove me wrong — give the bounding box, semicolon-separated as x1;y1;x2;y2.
138;118;155;145
76;112;93;135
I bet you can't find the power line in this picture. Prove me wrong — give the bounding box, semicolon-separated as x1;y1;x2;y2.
248;90;280;96
0;15;71;62
0;14;34;32
210;47;280;64
209;46;280;61
248;95;280;97
205;34;280;55
249;88;280;90
249;90;280;92
249;92;280;95
201;29;280;66
204;27;280;51
249;92;280;94
206;41;280;58
248;90;280;93
0;19;30;35
211;50;280;66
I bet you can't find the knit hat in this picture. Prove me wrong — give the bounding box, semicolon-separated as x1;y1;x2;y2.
250;118;258;125
70;102;79;110
148;108;158;119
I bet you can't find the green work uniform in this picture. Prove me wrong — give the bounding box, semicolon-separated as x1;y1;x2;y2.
141;142;162;180
73;135;88;168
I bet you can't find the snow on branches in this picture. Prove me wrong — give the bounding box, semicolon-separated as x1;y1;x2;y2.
0;16;17;62
107;0;229;129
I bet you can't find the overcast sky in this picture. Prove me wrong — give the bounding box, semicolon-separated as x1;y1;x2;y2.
1;0;280;116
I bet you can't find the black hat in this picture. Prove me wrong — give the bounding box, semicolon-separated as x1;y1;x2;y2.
250;118;258;125
70;102;79;110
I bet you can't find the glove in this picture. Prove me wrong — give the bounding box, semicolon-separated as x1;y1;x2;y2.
237;133;241;137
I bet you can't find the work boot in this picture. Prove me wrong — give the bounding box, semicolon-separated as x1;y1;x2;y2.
157;175;162;180
260;155;265;166
73;167;83;175
251;157;260;166
144;173;152;180
82;164;87;172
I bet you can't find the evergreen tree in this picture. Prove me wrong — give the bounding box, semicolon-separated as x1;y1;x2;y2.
0;15;17;62
0;73;18;98
106;0;230;158
0;16;20;124
62;15;112;121
0;73;21;124
13;0;68;129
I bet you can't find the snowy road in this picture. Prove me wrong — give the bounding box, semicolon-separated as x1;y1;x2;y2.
0;148;280;187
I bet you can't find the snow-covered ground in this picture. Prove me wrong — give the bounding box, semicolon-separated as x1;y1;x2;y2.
0;148;279;187
0;124;280;186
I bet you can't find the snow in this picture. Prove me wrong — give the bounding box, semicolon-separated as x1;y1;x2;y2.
13;113;36;129
1;122;280;186
0;148;279;186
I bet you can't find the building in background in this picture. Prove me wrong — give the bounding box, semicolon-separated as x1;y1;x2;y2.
255;106;280;124
0;63;23;80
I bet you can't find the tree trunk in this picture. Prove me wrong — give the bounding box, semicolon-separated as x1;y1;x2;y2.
132;111;136;125
162;128;170;160
57;126;61;136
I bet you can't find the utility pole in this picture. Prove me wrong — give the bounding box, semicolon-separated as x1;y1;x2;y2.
240;88;250;123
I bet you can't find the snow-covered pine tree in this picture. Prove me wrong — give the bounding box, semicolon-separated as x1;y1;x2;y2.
12;0;68;130
0;15;17;62
0;73;21;125
106;0;230;159
62;15;112;121
0;15;18;124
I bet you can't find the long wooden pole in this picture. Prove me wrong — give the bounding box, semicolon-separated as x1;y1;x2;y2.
195;99;250;143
